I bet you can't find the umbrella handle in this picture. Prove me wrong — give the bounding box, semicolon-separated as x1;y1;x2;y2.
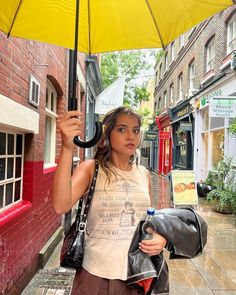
73;121;102;148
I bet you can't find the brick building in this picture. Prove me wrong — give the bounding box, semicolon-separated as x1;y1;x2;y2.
0;32;102;294
153;5;236;179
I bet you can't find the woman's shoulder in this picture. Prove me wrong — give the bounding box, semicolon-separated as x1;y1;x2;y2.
136;164;150;177
76;159;96;177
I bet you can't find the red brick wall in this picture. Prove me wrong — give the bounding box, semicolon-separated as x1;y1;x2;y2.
0;33;72;294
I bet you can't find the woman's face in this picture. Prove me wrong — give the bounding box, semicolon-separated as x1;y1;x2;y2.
110;114;140;157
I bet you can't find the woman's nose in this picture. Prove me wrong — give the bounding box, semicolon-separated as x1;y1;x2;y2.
126;129;134;140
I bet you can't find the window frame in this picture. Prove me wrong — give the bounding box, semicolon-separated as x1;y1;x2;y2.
227;13;236;54
206;38;215;72
44;80;58;168
189;60;195;90
0;129;24;212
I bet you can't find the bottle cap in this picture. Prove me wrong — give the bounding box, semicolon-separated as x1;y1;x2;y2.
147;207;155;215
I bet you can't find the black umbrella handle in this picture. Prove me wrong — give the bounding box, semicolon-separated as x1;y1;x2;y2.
73;121;102;148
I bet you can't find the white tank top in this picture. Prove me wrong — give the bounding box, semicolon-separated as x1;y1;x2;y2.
82;164;151;280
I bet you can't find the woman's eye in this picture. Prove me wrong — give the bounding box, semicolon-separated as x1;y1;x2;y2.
133;129;140;134
117;127;126;133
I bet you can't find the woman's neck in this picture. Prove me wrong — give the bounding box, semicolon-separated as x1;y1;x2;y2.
110;155;133;171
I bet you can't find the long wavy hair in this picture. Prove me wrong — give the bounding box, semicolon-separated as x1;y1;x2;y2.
94;106;142;181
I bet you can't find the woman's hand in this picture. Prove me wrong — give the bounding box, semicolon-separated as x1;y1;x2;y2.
139;233;167;256
58;111;82;151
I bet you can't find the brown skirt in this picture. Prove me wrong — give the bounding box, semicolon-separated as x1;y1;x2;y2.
71;268;144;295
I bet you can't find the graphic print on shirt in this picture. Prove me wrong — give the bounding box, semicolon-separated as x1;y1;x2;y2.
86;168;150;241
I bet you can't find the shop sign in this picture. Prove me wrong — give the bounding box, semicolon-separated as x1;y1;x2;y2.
179;122;192;131
144;131;158;141
159;131;170;140
171;170;198;205
209;96;236;118
200;88;222;109
176;106;191;119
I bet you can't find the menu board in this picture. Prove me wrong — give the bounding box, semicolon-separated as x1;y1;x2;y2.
171;170;198;205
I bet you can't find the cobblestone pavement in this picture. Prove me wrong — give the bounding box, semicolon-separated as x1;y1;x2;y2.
22;172;236;295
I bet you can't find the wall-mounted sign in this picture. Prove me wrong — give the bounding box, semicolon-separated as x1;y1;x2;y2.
176;106;191;119
200;88;222;109
159;131;170;140
209;96;236;118
144;131;158;141
179;122;192;131
171;170;198;206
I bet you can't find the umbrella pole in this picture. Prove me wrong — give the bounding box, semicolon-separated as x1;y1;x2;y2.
64;0;80;234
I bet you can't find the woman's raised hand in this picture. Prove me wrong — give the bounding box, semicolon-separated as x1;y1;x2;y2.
58;111;82;151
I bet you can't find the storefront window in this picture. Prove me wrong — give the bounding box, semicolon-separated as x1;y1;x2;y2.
176;129;187;166
212;129;224;169
202;108;209;131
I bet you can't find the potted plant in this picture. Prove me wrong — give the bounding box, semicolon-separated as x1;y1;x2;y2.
206;157;236;214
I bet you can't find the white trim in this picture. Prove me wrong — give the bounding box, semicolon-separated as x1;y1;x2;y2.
201;71;215;85
0;94;39;133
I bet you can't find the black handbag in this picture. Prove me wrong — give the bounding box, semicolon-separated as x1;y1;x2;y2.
60;161;99;270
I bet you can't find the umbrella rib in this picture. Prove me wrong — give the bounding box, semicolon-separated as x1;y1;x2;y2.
144;0;165;49
7;0;23;37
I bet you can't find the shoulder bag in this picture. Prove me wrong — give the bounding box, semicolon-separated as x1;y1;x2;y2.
60;161;99;270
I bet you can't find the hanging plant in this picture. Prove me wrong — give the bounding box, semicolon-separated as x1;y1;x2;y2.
228;117;236;136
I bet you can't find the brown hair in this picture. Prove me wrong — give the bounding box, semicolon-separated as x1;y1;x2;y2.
94;106;142;181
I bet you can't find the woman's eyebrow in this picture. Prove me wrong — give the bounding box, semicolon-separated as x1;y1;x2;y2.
115;124;139;128
115;124;127;127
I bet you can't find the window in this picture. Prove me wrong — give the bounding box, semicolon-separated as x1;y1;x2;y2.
164;53;168;73
179;35;184;51
189;61;195;90
206;38;215;72
227;14;236;54
164;91;167;108
158;97;161;109
44;80;57;167
178;73;183;101
159;63;162;80
170;42;175;63
155;70;158;85
170;84;174;105
0;131;24;211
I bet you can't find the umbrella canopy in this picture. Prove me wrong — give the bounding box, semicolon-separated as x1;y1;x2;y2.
0;0;234;54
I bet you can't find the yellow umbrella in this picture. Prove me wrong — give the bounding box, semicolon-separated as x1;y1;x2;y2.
0;0;234;147
0;0;234;54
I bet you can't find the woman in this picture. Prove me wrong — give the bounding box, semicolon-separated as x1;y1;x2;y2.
53;107;167;295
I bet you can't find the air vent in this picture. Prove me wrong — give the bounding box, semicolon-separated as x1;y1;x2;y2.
29;75;40;107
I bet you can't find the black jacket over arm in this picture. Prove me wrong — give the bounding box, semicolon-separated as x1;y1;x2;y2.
126;207;207;295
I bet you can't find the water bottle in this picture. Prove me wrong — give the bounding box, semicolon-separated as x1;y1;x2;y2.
142;207;155;240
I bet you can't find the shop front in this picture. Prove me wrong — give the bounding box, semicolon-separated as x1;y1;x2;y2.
169;99;194;170
193;76;236;182
155;113;172;175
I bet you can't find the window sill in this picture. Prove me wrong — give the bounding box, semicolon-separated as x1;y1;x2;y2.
43;163;57;174
0;200;32;231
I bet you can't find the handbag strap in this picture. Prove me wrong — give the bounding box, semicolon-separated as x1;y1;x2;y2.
76;161;99;232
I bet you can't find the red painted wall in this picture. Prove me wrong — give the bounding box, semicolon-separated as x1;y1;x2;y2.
0;32;78;294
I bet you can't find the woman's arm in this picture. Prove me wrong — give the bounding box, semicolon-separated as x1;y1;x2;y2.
52;111;93;214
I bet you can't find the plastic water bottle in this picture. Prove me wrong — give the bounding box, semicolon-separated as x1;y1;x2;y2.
142;207;155;240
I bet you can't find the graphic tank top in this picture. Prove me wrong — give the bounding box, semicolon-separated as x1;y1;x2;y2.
82;164;151;280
